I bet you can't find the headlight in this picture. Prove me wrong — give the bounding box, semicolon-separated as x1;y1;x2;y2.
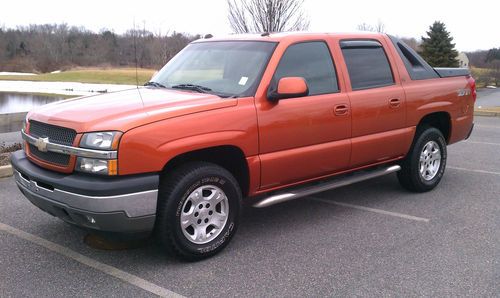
80;131;122;150
76;157;118;175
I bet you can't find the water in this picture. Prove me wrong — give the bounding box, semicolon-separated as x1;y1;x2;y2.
0;92;66;114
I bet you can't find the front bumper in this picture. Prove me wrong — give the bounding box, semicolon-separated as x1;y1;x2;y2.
10;151;159;233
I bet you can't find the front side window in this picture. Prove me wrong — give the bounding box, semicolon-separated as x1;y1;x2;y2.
273;41;339;96
151;41;276;97
341;40;394;90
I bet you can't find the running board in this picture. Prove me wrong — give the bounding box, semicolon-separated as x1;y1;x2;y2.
253;165;401;208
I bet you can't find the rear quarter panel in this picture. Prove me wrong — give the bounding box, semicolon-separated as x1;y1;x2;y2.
401;77;474;144
382;35;474;144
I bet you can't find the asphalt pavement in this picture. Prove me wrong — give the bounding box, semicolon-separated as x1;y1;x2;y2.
476;88;500;108
0;116;499;297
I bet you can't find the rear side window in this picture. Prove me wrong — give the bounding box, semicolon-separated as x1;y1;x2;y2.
388;35;439;80
273;41;339;95
340;40;394;90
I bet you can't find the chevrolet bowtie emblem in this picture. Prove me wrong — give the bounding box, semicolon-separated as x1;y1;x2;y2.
35;137;49;152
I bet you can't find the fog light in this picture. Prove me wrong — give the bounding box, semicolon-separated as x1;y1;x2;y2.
76;157;117;175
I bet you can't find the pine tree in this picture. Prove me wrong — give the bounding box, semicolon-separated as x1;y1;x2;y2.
419;21;459;67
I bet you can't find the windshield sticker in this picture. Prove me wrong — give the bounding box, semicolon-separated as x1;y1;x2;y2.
238;76;248;86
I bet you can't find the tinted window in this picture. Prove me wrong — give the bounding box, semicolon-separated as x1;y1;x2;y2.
341;42;394;90
388;35;439;80
274;42;338;95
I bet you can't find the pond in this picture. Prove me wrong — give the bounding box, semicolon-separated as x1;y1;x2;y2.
0;92;68;114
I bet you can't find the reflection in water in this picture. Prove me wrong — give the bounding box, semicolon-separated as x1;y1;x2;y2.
0;92;66;114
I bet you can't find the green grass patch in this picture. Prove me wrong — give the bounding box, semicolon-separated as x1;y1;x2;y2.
0;68;156;85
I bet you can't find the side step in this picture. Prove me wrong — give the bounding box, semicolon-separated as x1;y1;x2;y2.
253;165;401;208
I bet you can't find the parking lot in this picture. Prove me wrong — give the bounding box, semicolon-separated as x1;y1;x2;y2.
0;116;498;297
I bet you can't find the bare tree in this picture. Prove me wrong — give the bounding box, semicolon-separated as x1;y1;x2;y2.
0;24;197;72
400;37;420;52
374;20;385;33
357;20;385;33
357;23;374;32
227;0;310;33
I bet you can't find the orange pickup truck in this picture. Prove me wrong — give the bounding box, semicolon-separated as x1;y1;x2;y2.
11;32;475;260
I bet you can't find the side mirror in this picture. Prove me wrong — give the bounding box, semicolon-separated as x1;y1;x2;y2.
267;77;309;102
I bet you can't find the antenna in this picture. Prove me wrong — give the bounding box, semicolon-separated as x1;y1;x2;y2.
133;19;144;104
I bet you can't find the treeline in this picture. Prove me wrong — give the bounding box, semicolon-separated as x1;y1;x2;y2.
0;24;199;73
467;48;500;86
1;23;499;86
467;48;500;68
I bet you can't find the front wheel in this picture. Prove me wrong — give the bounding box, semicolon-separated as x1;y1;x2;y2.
398;127;447;192
155;162;241;261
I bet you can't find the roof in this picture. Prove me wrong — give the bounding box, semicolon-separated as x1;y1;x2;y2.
192;31;387;43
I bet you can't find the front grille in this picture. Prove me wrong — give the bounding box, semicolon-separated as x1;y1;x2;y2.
28;120;76;167
29;144;71;166
29;120;76;146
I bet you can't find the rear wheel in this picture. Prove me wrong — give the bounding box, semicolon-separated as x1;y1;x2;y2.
155;162;241;261
398;127;447;192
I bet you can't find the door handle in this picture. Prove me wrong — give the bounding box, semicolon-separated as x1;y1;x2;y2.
334;104;349;116
389;98;401;108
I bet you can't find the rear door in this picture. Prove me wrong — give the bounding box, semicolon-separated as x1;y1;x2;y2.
339;39;412;167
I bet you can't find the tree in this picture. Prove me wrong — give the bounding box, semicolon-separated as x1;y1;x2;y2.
485;48;500;63
485;48;500;86
357;20;385;33
227;0;309;33
0;24;197;72
400;37;420;52
419;21;459;67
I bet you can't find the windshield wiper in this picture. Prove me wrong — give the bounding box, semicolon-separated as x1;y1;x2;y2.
171;84;212;94
144;81;166;88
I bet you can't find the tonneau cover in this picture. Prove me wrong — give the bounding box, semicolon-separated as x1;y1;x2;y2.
434;67;470;78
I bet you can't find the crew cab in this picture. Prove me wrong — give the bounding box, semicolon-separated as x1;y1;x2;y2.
11;32;476;260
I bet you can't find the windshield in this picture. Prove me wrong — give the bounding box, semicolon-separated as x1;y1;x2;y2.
150;41;276;98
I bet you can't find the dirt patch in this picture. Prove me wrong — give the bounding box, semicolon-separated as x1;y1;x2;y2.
0;143;21;166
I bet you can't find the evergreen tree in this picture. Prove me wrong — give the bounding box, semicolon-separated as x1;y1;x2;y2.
420;21;459;67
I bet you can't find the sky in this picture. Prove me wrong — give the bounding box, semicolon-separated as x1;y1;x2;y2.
0;0;498;51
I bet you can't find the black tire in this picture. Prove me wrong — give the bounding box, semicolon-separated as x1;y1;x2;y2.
398;126;447;192
155;162;241;261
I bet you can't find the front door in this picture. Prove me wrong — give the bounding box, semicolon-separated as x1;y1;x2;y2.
256;40;352;189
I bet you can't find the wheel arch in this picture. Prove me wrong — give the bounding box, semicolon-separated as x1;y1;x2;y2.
416;111;452;143
161;145;250;197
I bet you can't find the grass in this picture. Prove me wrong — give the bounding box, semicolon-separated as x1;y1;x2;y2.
470;67;491;76
0;67;156;85
471;67;498;88
476;106;500;112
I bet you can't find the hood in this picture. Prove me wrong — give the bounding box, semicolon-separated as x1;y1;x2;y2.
28;88;237;133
